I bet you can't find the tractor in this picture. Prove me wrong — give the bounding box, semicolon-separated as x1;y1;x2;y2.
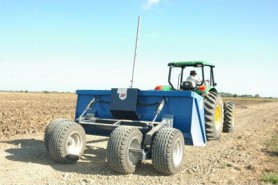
44;61;235;175
156;61;235;139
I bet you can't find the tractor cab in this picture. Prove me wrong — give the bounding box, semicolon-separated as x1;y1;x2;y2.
167;61;217;95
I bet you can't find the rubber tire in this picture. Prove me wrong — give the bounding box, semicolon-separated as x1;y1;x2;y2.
107;126;143;174
152;128;184;175
44;119;66;152
204;91;224;140
223;101;235;133
48;121;86;164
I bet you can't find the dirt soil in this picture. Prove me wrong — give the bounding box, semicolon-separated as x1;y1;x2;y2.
0;93;277;185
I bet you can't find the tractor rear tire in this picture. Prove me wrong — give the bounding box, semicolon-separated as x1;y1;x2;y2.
48;121;86;164
44;119;66;152
204;91;224;140
152;128;184;175
223;101;235;133
107;126;143;174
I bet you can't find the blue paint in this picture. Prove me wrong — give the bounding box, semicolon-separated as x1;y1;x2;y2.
75;89;207;146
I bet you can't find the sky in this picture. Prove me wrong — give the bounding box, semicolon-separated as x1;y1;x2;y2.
0;0;277;97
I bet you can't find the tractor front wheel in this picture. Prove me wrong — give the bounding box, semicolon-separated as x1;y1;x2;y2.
223;101;235;132
152;128;184;175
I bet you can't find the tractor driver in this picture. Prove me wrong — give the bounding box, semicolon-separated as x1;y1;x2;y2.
186;70;201;85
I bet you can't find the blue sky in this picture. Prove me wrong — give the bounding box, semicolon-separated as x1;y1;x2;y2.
0;0;277;97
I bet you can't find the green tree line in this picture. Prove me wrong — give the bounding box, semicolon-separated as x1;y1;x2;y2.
219;92;273;98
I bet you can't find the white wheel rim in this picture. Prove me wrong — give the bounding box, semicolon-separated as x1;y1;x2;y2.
128;137;141;165
67;132;82;155
173;138;183;167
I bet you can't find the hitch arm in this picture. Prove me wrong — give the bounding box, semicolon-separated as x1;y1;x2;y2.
152;98;165;122
78;97;96;121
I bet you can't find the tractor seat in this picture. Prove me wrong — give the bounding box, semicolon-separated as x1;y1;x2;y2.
181;81;197;90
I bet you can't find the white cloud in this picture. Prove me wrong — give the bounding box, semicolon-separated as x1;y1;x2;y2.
145;0;160;9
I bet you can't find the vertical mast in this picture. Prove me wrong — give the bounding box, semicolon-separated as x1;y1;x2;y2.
130;16;141;88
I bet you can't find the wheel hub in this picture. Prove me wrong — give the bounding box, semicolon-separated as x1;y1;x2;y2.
128;137;141;165
67;132;82;155
214;104;222;129
173;138;183;167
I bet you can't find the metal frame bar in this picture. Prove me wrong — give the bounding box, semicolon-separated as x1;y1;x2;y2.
79;118;160;132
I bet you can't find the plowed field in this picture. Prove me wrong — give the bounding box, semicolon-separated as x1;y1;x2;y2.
0;93;76;139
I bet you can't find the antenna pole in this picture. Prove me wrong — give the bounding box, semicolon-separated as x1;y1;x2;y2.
130;16;141;88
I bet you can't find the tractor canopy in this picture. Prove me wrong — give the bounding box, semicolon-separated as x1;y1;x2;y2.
168;61;215;68
166;61;217;95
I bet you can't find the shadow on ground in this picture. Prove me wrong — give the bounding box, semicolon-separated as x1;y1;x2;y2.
1;138;161;176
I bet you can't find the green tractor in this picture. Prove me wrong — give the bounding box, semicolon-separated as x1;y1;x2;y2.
155;61;235;140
